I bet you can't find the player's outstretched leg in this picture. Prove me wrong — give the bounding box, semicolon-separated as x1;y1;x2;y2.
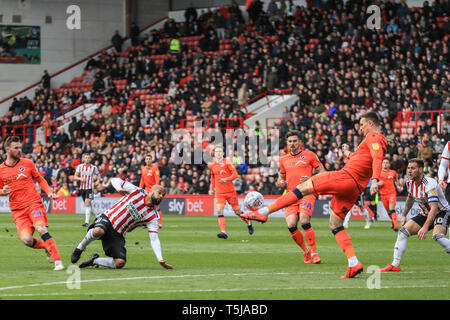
241;189;305;223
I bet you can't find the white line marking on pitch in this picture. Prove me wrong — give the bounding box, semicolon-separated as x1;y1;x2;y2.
0;284;448;297
0;272;296;292
0;271;447;293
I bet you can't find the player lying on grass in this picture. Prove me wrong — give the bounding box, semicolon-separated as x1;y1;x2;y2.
241;111;386;278
71;178;173;269
380;158;450;272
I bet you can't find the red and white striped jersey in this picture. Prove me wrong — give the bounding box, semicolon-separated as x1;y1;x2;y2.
75;163;99;190
105;179;159;235
438;141;450;183
405;175;450;216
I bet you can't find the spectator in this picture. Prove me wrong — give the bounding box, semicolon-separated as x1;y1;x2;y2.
129;22;140;46
41;70;51;89
168;180;182;194
417;137;434;162
111;30;124;52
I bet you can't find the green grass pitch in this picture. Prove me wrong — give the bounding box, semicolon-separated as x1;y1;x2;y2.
0;212;448;300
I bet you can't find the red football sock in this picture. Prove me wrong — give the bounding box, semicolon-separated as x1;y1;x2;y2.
218;215;226;233
334;229;356;259
390;212;398;229
303;227;317;254
32;238;45;249
42;234;61;261
268;191;302;213
289;228;308;251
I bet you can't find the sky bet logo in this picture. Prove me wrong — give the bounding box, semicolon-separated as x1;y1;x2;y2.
167;199;185;215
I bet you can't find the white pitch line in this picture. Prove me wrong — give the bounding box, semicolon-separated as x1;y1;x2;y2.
0;272;296;292
0;284;448;298
0;270;448;293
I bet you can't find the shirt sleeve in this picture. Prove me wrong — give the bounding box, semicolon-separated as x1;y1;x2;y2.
154;165;160;185
279;157;286;174
111;177;139;193
438;142;450;181
209;164;215;192
311;151;323;169
426;182;439;204
367;134;385;181
139;167;145;189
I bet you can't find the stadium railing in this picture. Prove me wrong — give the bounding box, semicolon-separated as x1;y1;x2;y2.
178;117;246;132
1;123;58;143
394;110;450;135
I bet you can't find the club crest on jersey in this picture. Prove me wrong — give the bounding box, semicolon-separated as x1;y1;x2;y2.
372;143;380;150
431;189;437;196
19;167;25;172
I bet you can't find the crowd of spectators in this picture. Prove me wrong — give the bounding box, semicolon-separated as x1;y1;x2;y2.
0;0;449;198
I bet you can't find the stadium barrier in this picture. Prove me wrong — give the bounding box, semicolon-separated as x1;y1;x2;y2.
0;195;419;221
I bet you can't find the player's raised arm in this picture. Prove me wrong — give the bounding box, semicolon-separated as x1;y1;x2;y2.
110;177;139;195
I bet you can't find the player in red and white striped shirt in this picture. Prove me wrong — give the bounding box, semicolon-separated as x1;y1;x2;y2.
70;178;173;269
74;154;100;226
380;158;450;272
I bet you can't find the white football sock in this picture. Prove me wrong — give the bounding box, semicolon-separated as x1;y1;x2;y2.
392;227;410;267
93;257;116;268
77;229;99;251
433;233;450;254
85;206;92;224
348;256;358;267
362;208;371;223
344;211;351;225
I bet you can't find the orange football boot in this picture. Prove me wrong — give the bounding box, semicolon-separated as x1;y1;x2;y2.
312;254;321;264
303;249;312;264
240;211;268;223
341;261;364;278
379;264;401;272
